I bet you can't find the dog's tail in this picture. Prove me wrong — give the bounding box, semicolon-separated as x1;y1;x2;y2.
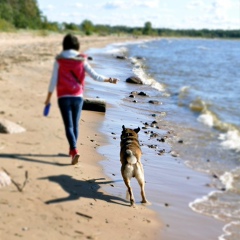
125;150;137;164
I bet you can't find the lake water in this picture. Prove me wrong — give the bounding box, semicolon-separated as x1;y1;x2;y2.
85;38;240;240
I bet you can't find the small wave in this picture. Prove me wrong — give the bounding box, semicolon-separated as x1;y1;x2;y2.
139;43;148;48
189;190;222;218
190;167;240;240
189;98;207;112
190;190;240;240
179;86;190;97
197;46;210;50
220;172;235;190
131;57;165;92
188;98;240;152
87;44;128;55
219;130;240;152
106;46;128;55
177;86;191;107
220;167;240;193
197;112;214;127
219;221;240;240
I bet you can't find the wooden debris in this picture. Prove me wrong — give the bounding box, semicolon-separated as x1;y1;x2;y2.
83;98;106;113
2;168;28;192
76;212;93;219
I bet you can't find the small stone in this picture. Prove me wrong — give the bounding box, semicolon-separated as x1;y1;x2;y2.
126;76;143;84
149;100;160;104
138;91;149;97
171;151;179;157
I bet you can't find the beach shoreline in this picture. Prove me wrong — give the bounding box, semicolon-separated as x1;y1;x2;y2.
82;38;226;240
0;32;162;240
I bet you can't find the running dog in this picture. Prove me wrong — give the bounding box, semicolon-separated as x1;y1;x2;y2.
120;125;148;207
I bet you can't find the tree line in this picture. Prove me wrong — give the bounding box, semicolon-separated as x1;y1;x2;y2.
0;1;239;39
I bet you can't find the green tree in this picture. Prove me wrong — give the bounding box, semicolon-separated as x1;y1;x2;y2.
0;0;43;29
64;22;80;31
142;21;152;35
0;2;14;23
80;19;94;35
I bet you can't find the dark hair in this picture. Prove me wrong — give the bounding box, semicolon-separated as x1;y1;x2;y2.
62;33;80;51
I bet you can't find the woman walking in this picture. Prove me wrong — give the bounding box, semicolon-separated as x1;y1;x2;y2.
44;33;118;165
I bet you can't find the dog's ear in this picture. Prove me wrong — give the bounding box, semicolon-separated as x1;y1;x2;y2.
122;125;125;131
134;127;140;133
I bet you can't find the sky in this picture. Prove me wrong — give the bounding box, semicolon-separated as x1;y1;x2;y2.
37;0;240;30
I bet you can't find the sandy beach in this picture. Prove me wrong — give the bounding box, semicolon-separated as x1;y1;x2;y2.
0;32;162;240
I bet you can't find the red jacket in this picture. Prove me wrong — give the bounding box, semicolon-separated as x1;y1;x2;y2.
57;56;86;98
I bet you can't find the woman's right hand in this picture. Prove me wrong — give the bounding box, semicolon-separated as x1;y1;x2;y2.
108;78;119;84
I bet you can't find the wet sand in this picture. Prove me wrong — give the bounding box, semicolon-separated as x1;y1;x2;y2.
0;31;224;240
0;32;161;240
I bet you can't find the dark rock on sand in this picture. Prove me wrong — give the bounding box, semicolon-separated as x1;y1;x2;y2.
126;76;143;84
150;132;159;138
149;100;160;104
148;144;158;149
116;55;127;60
135;56;145;60
157;138;165;142
138;91;149;97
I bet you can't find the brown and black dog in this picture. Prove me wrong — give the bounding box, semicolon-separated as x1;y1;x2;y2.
120;125;148;207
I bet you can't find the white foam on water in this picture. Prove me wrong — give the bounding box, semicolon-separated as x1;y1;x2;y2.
219;130;240;152
131;57;165;92
189;167;240;240
220;172;235;190
197;46;210;50
87;43;128;55
219;221;240;240
189;190;221;218
197;112;214;127
179;85;190;96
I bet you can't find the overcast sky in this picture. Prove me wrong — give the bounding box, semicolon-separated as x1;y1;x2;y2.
38;0;240;30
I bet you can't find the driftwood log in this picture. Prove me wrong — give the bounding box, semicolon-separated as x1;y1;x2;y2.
83;98;106;113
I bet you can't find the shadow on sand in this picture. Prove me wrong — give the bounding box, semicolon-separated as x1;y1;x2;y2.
0;153;69;166
1;153;128;206
39;175;128;206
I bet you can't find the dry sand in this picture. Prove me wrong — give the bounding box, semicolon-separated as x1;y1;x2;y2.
0;32;161;240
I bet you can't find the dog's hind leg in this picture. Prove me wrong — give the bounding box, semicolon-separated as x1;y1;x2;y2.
123;178;135;207
135;164;148;204
136;176;148;204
